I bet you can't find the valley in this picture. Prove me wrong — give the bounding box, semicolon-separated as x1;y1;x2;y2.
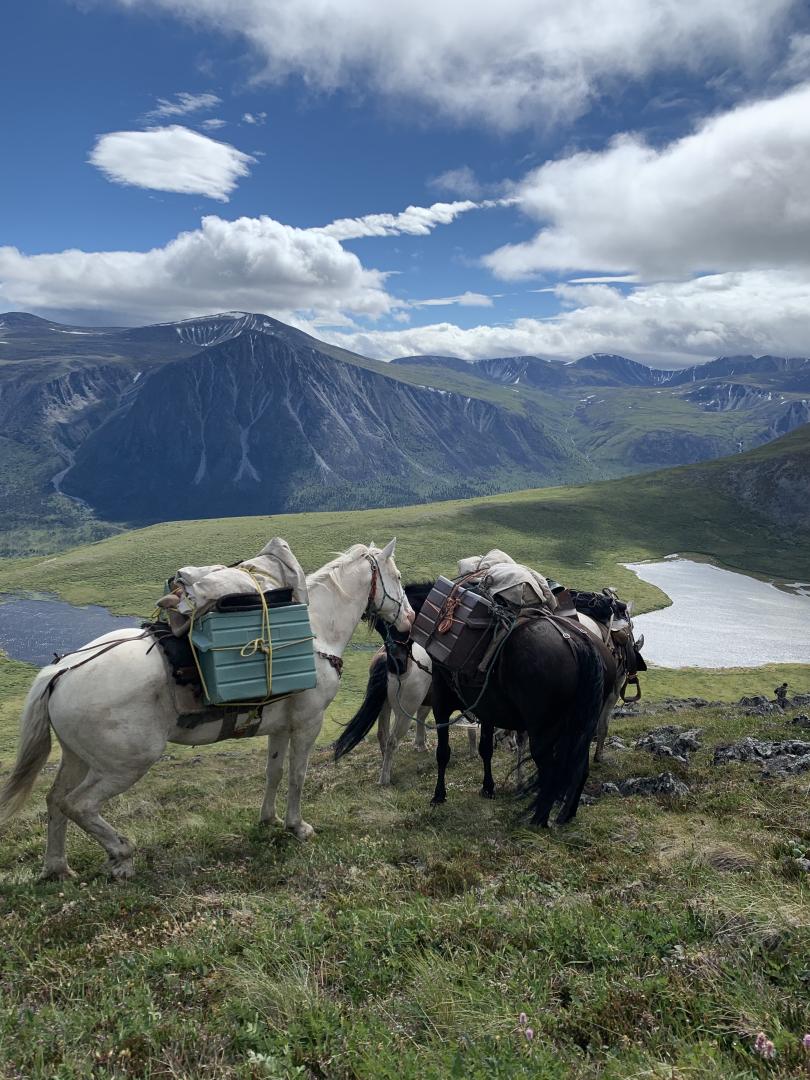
2;310;808;555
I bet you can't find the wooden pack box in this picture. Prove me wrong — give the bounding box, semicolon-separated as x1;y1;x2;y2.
191;602;316;705
411;576;494;675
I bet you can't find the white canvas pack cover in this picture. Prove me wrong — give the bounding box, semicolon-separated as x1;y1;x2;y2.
456;548;557;610
162;537;309;634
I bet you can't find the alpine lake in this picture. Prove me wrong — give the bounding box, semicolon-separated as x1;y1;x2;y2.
1;557;810;670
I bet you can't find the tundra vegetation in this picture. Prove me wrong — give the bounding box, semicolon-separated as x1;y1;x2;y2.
1;649;809;1078
1;444;809;1077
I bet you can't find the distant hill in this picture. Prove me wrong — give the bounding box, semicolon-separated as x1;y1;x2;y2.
697;423;810;531
1;310;808;551
4;424;808;618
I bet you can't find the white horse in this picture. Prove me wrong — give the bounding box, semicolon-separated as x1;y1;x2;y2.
336;636;479;785
0;540;412;881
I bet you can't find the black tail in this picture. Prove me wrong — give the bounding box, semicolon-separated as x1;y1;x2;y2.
528;634;605;826
334;654;389;760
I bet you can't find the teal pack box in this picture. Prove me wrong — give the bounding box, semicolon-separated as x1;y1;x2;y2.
191;603;317;705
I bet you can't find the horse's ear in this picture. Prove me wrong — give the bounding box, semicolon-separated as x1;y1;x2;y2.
380;537;396;560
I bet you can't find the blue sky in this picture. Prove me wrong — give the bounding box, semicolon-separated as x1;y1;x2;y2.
2;0;810;365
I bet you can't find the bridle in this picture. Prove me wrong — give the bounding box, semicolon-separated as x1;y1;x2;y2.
363;552;404;628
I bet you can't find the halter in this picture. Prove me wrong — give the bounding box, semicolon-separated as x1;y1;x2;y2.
363;552;404;627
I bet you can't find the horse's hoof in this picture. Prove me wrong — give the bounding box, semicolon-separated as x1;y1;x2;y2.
413;743;429;753
260;813;284;828
39;863;77;882
377;775;392;787
103;858;135;882
430;794;446;807
479;787;495;799
287;820;315;841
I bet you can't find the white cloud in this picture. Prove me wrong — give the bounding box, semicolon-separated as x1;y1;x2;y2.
145;90;221;120
429;167;483;198
0;215;392;325
486;83;810;279
327;270;810;365
412;292;494;308
567;275;640;285
317;200;481;240
0;197;487;327
88;125;255;201
200;118;227;130
110;0;799;129
782;32;810;81
242;111;267;125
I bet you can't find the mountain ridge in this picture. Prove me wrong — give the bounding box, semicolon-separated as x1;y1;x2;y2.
1;310;808;549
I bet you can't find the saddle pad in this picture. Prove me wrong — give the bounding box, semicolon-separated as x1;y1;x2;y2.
411;576;494;674
142;621;200;688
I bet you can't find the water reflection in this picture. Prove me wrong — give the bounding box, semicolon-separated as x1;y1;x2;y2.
625;559;810;668
0;594;140;667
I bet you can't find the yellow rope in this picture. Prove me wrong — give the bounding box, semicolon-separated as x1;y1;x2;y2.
186;569;279;707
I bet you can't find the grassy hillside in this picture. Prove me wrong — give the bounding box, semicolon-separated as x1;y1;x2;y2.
3;428;809;618
1;670;809;1077
2;430;810;1077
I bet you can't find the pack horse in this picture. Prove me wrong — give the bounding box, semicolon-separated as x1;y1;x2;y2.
0;540;412;880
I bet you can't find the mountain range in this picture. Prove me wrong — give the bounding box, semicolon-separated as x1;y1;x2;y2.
1;310;808;552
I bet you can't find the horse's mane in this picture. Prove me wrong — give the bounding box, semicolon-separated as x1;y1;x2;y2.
306;544;370;592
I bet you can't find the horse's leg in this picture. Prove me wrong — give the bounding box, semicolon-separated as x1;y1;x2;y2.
526;728;556;828
515;731;527;787
285;714;321;840
467;724;477;760
379;703;413;786
61;767;151;880
479;722;495;799
414;708;428;752
260;730;290;826
593;688;618;763
430;679;453;806
377;705;391;759
41;746;87;881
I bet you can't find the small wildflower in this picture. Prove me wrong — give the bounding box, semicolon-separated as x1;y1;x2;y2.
524;1027;534;1042
803;1033;810;1050
518;1012;528;1028
754;1032;776;1060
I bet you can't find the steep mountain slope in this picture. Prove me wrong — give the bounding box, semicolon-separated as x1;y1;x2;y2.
393;348;810;470
2;309;808;549
59;330;572;522
696;423;810;531
5;425;809;621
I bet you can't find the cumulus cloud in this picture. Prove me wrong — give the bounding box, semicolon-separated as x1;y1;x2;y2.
110;0;799;129
0;195;494;326
328;270;810;365
412;292;494;308
242;111;267;125
88;125;255;201
317;200;481;240
486;83;810;279
0;215;391;325
144;90;221;120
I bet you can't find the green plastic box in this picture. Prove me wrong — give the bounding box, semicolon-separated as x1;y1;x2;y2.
191;603;317;705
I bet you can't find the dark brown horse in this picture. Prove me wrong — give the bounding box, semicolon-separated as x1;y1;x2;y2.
430;614;616;826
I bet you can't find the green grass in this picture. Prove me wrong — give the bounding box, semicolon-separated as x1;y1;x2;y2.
3;445;809;618
1;662;809;1078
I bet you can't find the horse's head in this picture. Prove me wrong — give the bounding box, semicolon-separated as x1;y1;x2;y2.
366;538;413;633
617;600;652;673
